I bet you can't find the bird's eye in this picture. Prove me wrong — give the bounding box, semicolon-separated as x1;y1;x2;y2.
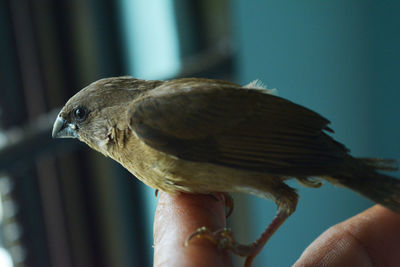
73;107;88;122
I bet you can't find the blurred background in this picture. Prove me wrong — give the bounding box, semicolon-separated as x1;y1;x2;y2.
0;0;399;266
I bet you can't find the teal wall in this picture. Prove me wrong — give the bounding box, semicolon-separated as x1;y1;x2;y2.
232;1;400;266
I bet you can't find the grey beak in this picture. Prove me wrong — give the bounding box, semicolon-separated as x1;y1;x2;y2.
52;116;78;139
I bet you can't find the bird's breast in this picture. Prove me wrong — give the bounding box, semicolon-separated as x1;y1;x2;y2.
108;135;275;197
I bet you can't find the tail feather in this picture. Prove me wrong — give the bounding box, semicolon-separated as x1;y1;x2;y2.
334;157;400;213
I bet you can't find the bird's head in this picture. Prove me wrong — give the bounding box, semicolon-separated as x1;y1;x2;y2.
52;76;161;152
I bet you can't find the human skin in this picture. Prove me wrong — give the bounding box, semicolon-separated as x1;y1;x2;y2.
294;205;400;267
154;192;400;267
153;192;232;267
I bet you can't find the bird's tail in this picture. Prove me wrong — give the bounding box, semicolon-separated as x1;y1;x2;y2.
333;157;400;213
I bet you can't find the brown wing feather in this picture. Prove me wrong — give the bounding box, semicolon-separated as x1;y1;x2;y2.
128;78;348;176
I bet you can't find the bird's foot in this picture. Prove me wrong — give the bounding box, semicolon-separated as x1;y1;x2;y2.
185;226;236;250
184;207;292;267
185;226;259;267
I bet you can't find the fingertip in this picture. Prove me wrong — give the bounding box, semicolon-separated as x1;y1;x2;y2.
154;192;231;267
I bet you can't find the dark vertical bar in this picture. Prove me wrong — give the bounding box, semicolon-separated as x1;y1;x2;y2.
8;1;73;267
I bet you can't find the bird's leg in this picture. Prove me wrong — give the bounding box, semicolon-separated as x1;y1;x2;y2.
223;193;234;218
185;184;298;267
208;192;234;218
242;200;296;266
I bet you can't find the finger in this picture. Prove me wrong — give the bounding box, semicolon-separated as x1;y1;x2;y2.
294;205;400;267
154;192;232;267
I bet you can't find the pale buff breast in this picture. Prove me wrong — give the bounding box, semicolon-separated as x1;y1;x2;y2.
109;134;282;199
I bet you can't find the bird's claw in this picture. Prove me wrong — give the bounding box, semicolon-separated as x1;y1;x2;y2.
185;226;235;250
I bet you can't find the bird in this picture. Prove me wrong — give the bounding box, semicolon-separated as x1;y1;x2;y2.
52;76;400;266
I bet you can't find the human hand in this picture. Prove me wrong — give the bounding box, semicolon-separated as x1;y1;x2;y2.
294;205;400;266
154;192;400;267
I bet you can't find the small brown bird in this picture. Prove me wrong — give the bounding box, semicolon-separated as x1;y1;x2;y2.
52;76;400;266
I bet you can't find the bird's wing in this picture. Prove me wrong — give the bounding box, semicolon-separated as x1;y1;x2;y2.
127;78;348;176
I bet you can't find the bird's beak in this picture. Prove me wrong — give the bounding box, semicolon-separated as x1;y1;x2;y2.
52;115;78;139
